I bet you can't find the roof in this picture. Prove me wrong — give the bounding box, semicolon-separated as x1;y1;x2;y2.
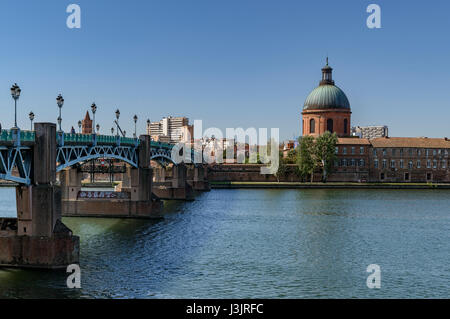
338;138;371;145
84;111;91;121
303;84;350;110
370;137;450;149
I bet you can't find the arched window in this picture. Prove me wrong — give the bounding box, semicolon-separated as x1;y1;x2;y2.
344;119;348;134
327;119;333;133
310;119;315;134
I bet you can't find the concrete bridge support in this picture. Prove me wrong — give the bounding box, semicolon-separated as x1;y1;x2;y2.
61;135;163;218
0;123;79;269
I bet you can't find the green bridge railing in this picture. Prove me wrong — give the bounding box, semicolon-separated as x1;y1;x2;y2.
0;129;175;150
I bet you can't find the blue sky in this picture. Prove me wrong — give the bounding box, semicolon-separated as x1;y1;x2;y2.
0;0;449;140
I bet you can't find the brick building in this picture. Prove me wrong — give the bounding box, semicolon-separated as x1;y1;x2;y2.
300;59;450;183
302;58;351;137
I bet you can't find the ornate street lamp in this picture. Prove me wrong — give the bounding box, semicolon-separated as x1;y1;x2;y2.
115;109;120;136
78;120;82;133
29;111;35;130
91;103;97;134
147;118;151;136
123;130;126;137
10;83;21;129
111;127;114;135
96;123;100;134
133;114;138;138
56;94;64;132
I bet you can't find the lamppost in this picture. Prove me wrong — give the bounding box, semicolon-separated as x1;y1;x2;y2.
115;109;120;136
10;83;21;129
78;120;82;133
56;94;64;132
111;127;114;135
29;111;35;130
123;130;126;137
91;103;97;134
96;123;100;134
147;118;151;136
133;114;138;138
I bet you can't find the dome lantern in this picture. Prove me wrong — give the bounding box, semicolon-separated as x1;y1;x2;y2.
320;57;335;86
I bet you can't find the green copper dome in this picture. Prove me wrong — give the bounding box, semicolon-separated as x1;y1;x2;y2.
303;60;350;111
303;84;350;110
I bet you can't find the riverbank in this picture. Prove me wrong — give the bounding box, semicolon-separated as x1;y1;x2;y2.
210;181;450;189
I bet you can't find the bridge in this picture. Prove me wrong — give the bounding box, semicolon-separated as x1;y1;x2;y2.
0;123;209;269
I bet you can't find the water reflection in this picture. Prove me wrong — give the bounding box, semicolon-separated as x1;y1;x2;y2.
0;188;449;298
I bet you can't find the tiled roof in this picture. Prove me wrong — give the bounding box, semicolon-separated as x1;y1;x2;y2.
337;138;371;145
370;137;450;148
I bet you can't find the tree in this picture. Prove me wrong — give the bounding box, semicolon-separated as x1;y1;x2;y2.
275;151;287;182
314;131;338;182
297;135;316;182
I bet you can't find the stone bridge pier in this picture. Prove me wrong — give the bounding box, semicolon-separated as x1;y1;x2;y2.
60;135;162;218
0;123;79;269
187;165;210;192
152;164;195;200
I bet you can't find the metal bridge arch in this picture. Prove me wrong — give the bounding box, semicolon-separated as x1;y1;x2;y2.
56;144;138;172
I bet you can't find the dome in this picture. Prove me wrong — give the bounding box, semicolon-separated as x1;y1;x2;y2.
303;84;350;110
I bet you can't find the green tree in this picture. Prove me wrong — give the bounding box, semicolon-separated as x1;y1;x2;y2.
275;151;287;182
297;135;316;182
314;131;338;182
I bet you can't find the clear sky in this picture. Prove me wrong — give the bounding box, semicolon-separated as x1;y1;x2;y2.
0;0;449;140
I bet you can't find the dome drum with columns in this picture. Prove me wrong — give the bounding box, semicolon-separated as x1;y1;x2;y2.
302;59;351;137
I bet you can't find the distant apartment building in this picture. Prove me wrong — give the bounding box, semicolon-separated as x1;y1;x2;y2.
146;116;193;144
351;126;389;139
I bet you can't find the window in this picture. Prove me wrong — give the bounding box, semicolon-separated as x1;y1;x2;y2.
351;147;355;155
417;160;421;168
309;119;315;134
418;149;422;156
400;160;404;169
433;160;437;169
373;149;377;157
392;149;396;156
426;149;430;156
380;173;385;180
351;159;356;166
400;149;403;157
342;159;347;166
427;160;431;168
427;173;432;181
408;161;413;169
360;147;364;154
359;159;365;167
383;149;387;156
334;160;339;167
433;150;437;156
374;159;379;168
335;147;339;154
343;147;347;155
390;160;396;168
382;159;387;169
408;149;413;156
442;160;446;169
405;173;410;181
327;119;333;133
344;119;348;134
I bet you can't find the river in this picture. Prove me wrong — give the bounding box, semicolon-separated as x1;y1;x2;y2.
0;187;449;298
